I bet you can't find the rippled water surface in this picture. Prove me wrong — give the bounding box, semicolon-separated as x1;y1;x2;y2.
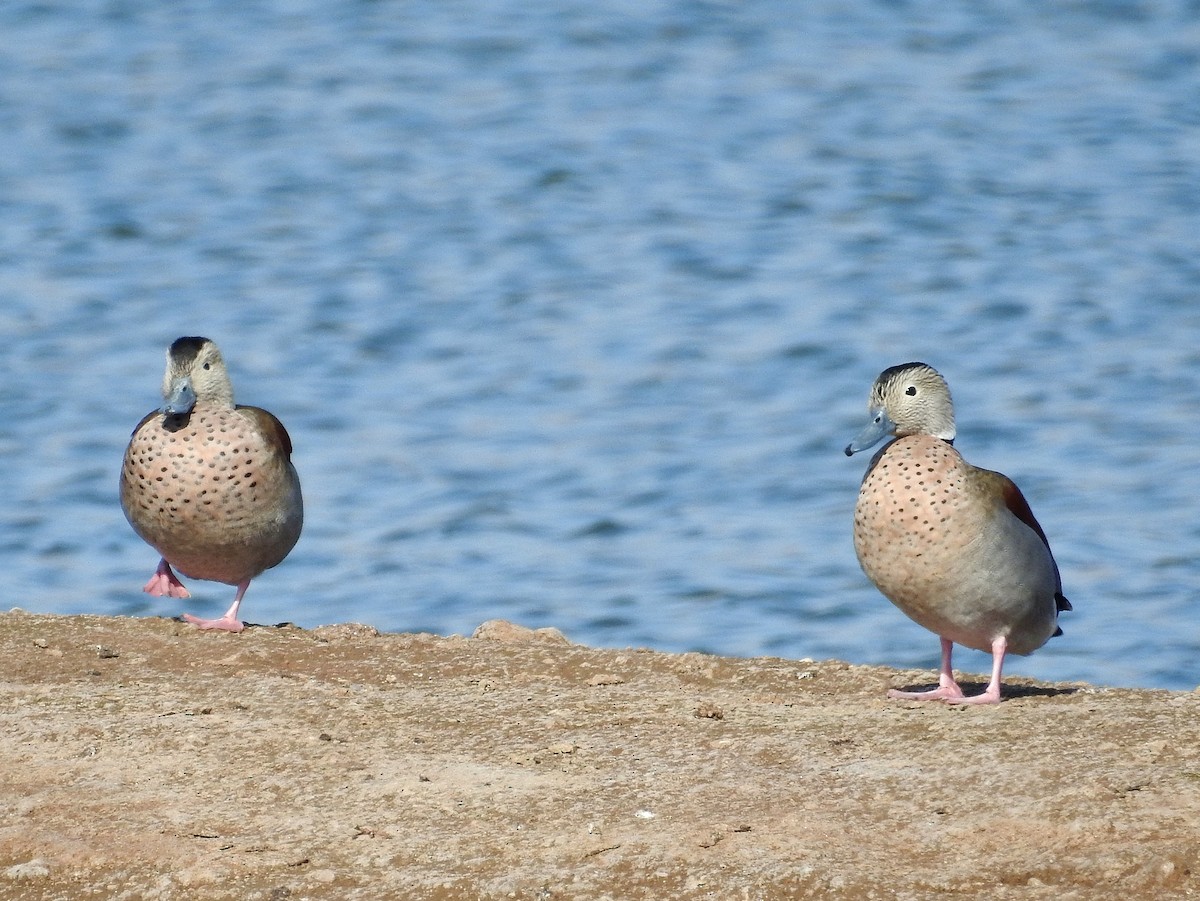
3;0;1199;690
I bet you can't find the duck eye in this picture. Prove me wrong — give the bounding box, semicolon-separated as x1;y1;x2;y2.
905;385;917;396
202;362;211;370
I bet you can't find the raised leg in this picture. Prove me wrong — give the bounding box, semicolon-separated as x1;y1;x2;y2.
887;636;1006;705
181;580;250;633
142;558;190;599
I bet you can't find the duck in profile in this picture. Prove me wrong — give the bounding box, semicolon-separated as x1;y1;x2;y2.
845;362;1070;704
120;337;303;633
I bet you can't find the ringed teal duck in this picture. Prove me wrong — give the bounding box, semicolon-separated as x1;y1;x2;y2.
845;362;1070;704
120;337;303;632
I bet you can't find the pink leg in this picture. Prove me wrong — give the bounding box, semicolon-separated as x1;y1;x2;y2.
181;580;250;633
143;558;191;599
888;637;966;701
951;635;1006;706
888;636;1006;705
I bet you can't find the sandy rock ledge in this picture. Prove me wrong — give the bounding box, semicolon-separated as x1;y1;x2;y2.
1;611;1198;900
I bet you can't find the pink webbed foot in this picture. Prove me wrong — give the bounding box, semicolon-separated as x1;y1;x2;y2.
181;612;245;633
888;682;966;702
944;685;1002;705
180;580;250;634
143;559;190;599
888;683;1001;705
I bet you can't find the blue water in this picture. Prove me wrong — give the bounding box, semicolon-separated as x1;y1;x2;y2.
2;0;1199;690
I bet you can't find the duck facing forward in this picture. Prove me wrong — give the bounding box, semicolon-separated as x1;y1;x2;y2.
845;362;1070;704
120;337;303;632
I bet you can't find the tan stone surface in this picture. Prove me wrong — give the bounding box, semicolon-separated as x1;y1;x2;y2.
1;611;1197;900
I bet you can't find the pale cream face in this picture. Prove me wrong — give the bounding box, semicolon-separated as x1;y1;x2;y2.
870;362;956;441
161;338;235;410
